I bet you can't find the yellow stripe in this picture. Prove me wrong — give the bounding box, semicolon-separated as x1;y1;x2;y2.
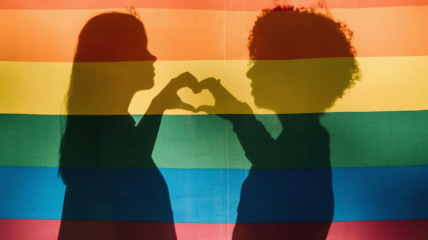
1;57;427;115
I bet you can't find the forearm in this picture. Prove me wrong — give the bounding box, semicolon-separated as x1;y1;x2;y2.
135;99;165;154
229;114;275;165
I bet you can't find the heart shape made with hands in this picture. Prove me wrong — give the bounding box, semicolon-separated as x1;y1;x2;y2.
177;87;215;110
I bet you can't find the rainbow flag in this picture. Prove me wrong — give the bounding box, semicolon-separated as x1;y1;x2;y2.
1;0;428;239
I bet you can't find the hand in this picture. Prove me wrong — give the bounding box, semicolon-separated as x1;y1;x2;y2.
196;77;252;116
150;72;201;113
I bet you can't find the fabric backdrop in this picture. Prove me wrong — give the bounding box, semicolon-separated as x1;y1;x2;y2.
1;0;427;239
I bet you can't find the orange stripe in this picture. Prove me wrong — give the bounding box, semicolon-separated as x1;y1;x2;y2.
1;7;427;62
1;0;428;10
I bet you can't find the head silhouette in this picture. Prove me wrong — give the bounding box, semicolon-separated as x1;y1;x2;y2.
67;12;157;115
246;6;361;114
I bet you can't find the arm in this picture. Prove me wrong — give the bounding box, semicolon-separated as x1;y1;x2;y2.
197;78;275;165
135;72;201;154
228;113;276;166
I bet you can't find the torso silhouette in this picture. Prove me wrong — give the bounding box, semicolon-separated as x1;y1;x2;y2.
230;114;334;240
58;115;177;240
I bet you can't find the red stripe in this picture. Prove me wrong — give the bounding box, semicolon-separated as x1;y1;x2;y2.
1;0;428;10
2;219;428;240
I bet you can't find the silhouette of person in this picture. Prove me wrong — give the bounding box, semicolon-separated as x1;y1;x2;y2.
197;6;361;240
58;12;200;240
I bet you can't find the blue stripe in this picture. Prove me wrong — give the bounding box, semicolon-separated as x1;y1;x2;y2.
0;166;427;223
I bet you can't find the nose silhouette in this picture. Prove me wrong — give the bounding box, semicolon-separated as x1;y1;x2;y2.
145;50;157;61
246;67;252;79
246;64;256;80
150;53;157;61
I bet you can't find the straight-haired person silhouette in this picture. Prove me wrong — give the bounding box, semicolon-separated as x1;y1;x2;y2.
197;6;361;240
58;12;200;240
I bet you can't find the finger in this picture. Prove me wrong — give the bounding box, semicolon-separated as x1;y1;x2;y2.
196;105;217;114
178;102;196;112
182;72;202;94
198;78;224;95
198;78;235;101
198;77;220;90
171;72;201;93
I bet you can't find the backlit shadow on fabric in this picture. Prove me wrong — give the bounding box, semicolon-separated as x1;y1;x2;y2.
58;12;201;240
197;6;361;240
57;5;361;240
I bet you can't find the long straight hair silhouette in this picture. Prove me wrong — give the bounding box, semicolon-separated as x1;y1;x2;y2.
58;12;177;240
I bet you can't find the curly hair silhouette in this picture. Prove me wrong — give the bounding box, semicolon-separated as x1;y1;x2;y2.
247;5;361;114
229;5;360;240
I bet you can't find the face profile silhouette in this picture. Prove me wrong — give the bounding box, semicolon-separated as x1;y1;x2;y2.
197;5;361;240
58;12;184;240
68;12;157;115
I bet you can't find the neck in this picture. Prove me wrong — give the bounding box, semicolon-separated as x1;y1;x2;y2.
277;113;321;131
94;89;135;115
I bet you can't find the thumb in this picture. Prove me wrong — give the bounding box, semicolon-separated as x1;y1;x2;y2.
196;105;217;114
178;101;196;112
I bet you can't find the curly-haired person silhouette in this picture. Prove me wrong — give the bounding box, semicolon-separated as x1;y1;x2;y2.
58;12;200;240
197;6;360;240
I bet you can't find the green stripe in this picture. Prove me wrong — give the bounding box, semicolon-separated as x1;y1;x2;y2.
1;111;427;169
